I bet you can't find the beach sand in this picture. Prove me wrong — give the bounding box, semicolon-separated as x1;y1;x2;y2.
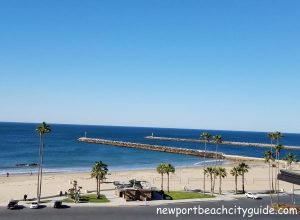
0;160;299;203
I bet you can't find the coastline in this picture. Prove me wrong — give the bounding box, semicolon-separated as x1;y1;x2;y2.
0;154;288;176
0;153;269;176
0;158;226;176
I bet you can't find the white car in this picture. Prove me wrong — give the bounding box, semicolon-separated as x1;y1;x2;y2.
245;192;261;199
29;201;39;209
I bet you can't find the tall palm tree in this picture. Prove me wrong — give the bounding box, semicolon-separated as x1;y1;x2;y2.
238;163;249;194
156;163;167;191
200;132;211;195
165;163;175;192
275;144;284;205
212;135;223;166
267;132;276;195
275;144;284;173
215;167;227;195
91;161;108;199
204;166;216;195
230;166;240;194
283;152;298;205
264;150;275;205
36;122;51;202
264;150;275;192
283;153;297;170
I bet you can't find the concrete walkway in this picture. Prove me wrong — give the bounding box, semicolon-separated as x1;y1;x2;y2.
4;189;299;208
3;190;237;208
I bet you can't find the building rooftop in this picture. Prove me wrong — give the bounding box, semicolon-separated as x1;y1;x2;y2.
278;170;300;185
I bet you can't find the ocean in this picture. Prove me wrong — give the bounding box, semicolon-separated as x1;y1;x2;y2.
0;122;299;175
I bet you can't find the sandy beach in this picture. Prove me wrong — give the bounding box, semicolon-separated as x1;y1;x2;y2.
1;160;299;204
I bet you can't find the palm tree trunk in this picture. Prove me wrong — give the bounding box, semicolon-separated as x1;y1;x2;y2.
269;161;273;205
212;175;216;193
242;173;245;194
99;179;101;199
269;161;271;191
274;153;278;191
96;177;99;197
37;134;42;201
271;163;274;192
210;175;213;195
167;173;170;192
219;176;222;195
161;173;163;191
277;152;280;205
235;175;237;194
38;135;45;202
203;141;207;195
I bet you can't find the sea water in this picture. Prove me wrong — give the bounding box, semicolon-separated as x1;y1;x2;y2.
0;122;299;175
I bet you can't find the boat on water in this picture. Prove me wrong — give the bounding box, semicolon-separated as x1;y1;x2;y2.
16;163;38;167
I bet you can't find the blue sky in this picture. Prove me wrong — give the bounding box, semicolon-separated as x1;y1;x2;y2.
0;0;299;132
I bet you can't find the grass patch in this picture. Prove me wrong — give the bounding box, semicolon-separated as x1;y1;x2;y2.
63;194;109;203
164;191;215;200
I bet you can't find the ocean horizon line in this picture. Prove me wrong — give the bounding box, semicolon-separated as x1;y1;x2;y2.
0;121;299;135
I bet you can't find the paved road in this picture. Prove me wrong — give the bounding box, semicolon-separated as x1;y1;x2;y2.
0;195;299;220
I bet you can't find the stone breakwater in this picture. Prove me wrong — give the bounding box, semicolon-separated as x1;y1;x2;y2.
78;137;224;159
145;136;300;151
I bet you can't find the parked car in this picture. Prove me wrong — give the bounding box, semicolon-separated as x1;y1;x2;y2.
53;200;63;208
245;192;261;199
29;201;39;209
7;200;19;209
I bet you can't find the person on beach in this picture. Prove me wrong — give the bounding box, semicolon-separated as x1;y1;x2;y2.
6;172;9;177
23;194;27;201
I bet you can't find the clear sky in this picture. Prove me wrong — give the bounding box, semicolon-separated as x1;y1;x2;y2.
0;0;299;133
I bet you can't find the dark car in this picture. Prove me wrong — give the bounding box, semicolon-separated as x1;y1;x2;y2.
53;200;63;208
7;200;19;209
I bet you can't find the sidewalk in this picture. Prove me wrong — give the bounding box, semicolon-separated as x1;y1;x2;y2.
2;190;237;208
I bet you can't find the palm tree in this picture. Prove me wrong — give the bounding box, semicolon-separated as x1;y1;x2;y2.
264;150;275;192
283;153;297;170
267;132;276;195
165;164;175;192
200;132;211;195
238;163;249;194
215;167;227;195
268;132;283;197
230;166;240;194
275;143;284;205
283;152;298;205
264;150;275;205
275;144;284;172
274;132;284;145
204;166;215;195
36;122;51;202
268;132;276;152
212;135;223;166
156;163;167;191
91;161;108;199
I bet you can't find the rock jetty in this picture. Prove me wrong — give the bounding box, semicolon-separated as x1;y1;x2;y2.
78;137;224;159
145;136;300;151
